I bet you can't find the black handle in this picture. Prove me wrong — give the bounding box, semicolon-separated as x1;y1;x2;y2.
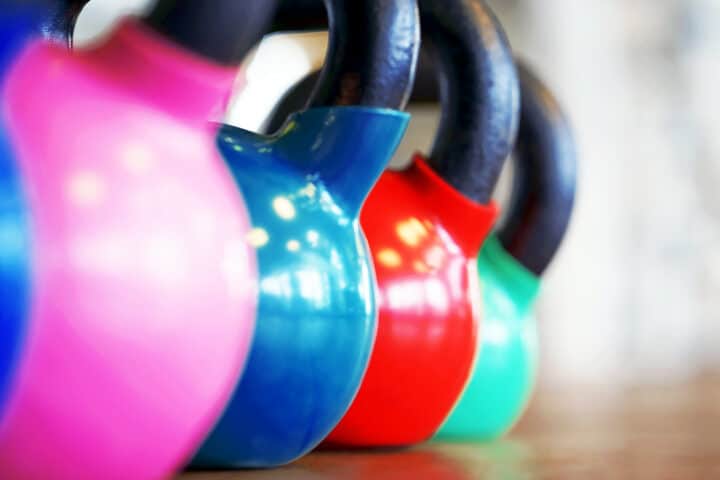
309;0;419;110
497;63;576;275
146;0;280;65
270;0;419;111
420;0;519;205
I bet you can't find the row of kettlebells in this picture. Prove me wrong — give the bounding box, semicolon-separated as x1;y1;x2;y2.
0;0;576;478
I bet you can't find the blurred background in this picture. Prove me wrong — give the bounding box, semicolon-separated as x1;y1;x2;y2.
74;0;720;389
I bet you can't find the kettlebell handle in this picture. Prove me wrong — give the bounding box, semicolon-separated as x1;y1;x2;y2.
270;0;419;110
419;0;518;205
497;63;576;275
401;56;576;275
396;58;576;275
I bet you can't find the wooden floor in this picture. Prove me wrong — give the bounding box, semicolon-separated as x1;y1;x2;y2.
181;377;720;479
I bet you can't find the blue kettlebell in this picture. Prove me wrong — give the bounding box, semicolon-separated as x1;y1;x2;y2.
191;0;420;468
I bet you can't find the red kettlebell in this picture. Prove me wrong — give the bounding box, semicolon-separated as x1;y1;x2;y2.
269;0;519;446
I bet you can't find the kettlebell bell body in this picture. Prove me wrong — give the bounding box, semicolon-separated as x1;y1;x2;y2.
0;14;260;479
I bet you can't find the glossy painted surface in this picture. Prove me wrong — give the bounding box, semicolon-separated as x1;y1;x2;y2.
0;21;257;479
437;235;540;440
497;64;577;276
324;155;497;447
193;107;409;468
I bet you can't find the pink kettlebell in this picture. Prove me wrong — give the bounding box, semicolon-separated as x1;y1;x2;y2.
0;1;275;478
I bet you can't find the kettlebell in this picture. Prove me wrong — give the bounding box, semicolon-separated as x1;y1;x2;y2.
0;1;275;478
268;0;519;447
0;0;87;413
191;0;419;467
437;63;576;440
